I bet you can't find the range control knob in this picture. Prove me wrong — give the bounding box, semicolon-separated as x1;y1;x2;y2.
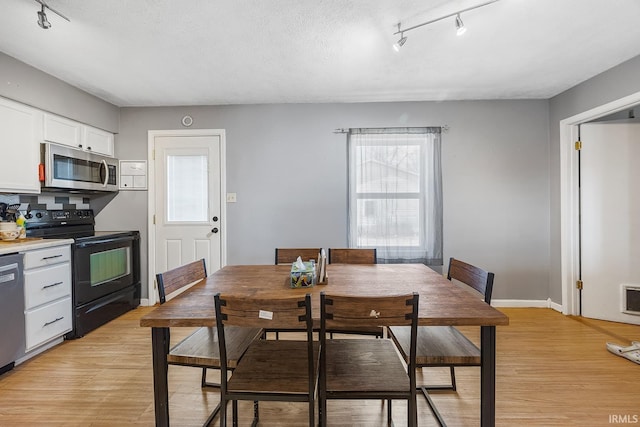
36;212;43;219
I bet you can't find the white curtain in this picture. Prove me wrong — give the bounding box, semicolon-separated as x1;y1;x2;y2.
348;127;442;265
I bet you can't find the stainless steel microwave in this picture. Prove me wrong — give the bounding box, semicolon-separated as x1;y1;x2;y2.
41;143;118;192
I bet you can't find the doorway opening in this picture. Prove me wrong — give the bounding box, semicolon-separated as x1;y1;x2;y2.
560;92;640;317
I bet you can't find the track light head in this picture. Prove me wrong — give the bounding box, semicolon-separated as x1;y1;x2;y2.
455;14;467;36
37;5;51;29
393;34;408;52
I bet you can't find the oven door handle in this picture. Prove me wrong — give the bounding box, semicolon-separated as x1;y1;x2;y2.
75;235;136;248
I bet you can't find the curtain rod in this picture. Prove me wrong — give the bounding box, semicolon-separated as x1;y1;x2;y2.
334;125;449;134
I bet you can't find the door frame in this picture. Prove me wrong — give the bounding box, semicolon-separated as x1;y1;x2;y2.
147;129;227;306
560;91;640;315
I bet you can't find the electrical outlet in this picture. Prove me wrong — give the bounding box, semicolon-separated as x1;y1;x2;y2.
226;193;237;203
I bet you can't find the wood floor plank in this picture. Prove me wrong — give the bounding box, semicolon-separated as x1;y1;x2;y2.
0;307;638;426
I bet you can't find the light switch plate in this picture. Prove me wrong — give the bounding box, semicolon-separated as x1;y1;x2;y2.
226;193;237;203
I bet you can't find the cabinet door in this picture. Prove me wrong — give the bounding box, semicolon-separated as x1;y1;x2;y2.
0;97;41;193
43;113;83;149
84;125;114;156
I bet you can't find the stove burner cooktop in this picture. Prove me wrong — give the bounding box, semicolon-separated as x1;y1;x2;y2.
25;209;96;240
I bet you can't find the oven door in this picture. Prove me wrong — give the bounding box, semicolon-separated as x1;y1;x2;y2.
73;234;136;306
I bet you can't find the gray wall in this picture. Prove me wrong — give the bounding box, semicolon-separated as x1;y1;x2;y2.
0;52;119;132
98;100;550;300
548;55;640;303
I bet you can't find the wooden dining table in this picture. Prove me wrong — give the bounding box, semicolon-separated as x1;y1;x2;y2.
140;263;509;427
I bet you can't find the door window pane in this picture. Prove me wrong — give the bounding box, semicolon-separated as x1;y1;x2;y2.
167;155;208;222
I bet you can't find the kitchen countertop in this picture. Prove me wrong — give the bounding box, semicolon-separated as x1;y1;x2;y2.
0;238;74;256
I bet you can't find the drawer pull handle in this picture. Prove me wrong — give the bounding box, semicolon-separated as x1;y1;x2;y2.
41;254;63;261
43;317;64;327
42;281;64;289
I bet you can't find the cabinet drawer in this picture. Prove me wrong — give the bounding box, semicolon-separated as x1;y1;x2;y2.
23;245;71;269
24;262;71;310
25;297;72;351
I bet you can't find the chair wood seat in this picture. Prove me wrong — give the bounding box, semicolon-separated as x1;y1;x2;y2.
389;325;480;366
324;339;409;395
167;326;263;369
227;340;320;395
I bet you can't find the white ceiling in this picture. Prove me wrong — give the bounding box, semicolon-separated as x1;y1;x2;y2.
1;0;640;107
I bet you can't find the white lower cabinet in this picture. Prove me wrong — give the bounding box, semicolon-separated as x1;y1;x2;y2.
21;244;72;353
25;297;72;350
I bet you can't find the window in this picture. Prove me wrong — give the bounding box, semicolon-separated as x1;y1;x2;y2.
348;127;442;265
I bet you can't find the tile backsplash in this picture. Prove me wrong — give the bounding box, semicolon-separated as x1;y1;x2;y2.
0;193;91;210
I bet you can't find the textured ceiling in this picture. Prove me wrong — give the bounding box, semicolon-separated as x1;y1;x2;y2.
1;0;640;107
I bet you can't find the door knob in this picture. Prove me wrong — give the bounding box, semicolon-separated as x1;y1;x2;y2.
211;227;219;233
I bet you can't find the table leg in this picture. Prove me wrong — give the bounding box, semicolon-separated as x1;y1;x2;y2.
480;325;496;427
152;327;170;427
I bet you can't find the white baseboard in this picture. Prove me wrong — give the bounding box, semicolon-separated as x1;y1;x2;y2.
140;298;151;307
492;298;562;312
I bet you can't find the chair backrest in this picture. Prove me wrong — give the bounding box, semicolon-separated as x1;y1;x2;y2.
275;248;322;264
156;259;207;304
320;291;419;391
446;257;494;304
214;293;314;390
328;248;377;264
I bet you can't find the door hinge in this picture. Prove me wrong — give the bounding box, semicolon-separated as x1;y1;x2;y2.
575;140;582;150
576;280;583;290
153;214;156;225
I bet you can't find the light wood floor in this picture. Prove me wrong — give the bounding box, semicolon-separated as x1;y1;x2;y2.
0;307;638;426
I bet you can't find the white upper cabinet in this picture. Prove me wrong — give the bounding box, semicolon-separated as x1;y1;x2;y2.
0;97;42;194
44;113;114;157
43;114;82;148
84;125;115;157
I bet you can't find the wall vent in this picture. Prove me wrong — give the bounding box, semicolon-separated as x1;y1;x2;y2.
622;285;640;315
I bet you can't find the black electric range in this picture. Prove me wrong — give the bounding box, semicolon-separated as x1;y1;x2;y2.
26;209;140;338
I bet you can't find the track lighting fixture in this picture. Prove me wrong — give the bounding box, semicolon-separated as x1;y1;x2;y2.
392;24;407;52
37;5;51;29
34;0;70;30
393;0;498;44
455;14;467;36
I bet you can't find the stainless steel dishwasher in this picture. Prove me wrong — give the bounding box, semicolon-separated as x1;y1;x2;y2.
0;253;25;375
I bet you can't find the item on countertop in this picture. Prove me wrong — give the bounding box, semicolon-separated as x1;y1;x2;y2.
0;228;20;240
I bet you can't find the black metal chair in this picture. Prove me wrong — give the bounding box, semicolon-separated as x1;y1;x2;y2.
214;292;318;427
388;257;495;426
319;292;419;427
156;260;263;426
326;248;383;339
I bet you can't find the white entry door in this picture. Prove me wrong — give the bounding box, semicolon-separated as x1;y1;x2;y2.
580;122;640;324
151;132;225;304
